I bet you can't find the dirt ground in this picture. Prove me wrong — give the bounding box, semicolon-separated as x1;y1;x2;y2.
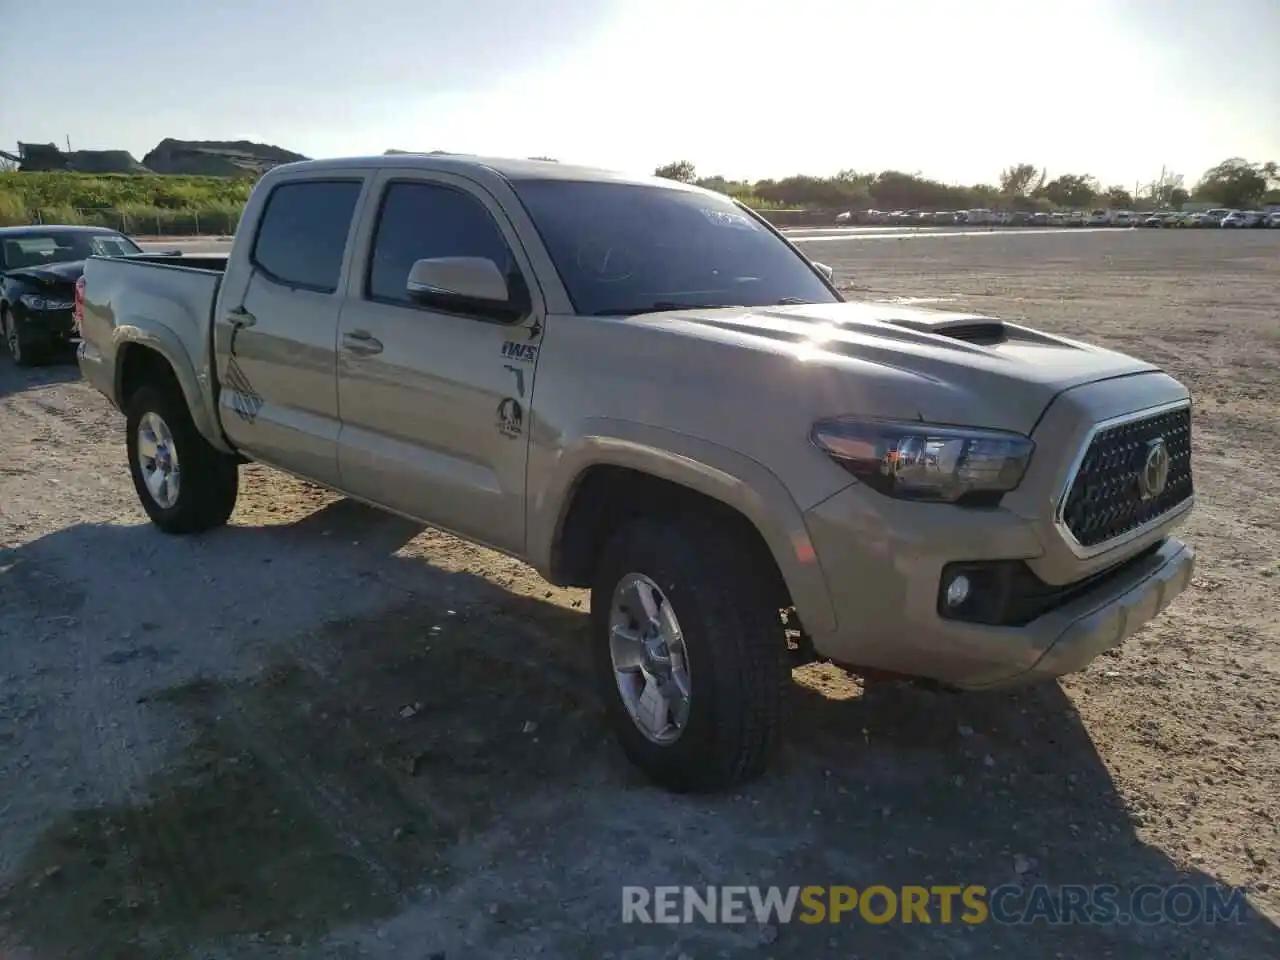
0;228;1277;959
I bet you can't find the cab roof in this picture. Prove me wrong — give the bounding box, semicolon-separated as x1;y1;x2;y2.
262;153;708;193
0;224;124;236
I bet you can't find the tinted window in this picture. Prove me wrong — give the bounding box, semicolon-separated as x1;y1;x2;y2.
367;182;517;304
508;180;839;317
251;180;362;292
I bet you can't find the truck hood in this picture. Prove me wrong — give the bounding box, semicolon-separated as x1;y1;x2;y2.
631;300;1160;434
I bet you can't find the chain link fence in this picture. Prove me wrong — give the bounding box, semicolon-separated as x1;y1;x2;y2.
24;207;242;236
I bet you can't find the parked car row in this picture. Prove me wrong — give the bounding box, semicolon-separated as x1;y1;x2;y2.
834;208;1280;228
1145;209;1280;229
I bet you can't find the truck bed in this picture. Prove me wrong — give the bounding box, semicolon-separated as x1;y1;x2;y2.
123;252;229;273
77;254;228;424
81;255;225;338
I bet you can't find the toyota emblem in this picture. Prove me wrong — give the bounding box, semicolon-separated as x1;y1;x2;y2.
1138;437;1170;500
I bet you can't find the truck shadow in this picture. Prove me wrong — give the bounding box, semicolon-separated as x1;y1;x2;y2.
0;356;80;399
0;501;1276;958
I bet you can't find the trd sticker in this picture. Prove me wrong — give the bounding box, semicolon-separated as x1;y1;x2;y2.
497;397;524;439
224;356;264;424
501;340;538;363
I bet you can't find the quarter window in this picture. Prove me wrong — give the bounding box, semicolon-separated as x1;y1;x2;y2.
367;182;518;306
251;180;362;293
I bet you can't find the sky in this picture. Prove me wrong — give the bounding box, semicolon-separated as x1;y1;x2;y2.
1;0;1277;189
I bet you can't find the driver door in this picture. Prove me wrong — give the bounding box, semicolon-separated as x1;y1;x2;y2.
335;171;545;556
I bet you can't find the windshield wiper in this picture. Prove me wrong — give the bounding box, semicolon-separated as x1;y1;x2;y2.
593;297;818;317
592;302;730;317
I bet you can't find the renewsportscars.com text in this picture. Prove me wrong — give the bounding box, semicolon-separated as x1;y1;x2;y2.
621;884;1249;926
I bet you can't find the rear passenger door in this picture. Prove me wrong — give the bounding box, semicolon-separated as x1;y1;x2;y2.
335;172;544;556
216;177;366;485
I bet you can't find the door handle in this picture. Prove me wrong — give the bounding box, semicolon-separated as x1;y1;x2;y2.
226;305;256;357
227;305;257;327
342;330;383;355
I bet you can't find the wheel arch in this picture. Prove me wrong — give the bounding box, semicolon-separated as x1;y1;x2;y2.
531;421;837;637
112;329;233;455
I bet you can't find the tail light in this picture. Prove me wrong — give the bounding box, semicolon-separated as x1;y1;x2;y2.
73;275;86;334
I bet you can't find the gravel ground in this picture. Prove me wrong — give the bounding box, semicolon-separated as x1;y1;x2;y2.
0;228;1277;959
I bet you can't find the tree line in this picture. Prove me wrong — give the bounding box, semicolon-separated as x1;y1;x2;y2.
653;158;1280;212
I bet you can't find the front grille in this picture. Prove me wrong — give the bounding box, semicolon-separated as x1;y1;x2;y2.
1061;406;1193;548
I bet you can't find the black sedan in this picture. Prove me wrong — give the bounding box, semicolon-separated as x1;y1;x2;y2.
0;225;144;366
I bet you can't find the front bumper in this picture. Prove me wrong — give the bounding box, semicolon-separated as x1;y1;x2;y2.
14;306;77;348
801;483;1195;689
1013;537;1193;685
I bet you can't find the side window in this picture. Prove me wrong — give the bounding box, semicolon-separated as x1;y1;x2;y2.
250;180;362;293
367;181;517;306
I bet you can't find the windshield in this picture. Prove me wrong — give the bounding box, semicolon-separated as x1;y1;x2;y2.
1;231;141;270
509;180;839;316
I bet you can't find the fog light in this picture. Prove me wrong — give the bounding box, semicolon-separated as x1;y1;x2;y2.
945;574;971;608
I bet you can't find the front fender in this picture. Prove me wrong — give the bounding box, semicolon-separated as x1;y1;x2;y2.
527;418;838;636
112;322;233;455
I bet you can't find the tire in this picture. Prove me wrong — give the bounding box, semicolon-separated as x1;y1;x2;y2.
591;514;788;792
2;309;39;368
125;382;239;534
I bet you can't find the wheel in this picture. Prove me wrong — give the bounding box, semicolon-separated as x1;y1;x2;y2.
125;383;239;534
591;514;788;792
2;308;39;367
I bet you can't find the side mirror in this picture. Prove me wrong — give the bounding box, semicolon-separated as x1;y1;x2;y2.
407;256;523;321
813;261;834;282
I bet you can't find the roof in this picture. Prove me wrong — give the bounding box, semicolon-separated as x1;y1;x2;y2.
263;153;707;194
0;224;124;236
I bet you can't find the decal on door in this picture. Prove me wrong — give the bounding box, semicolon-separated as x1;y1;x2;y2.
501;340;538;362
496;397;524;439
224;357;264;424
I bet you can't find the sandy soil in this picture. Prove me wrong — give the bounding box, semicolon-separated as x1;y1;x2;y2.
0;228;1277;959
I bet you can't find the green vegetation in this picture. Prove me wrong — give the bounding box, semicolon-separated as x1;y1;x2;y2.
1;156;1277;236
655;157;1280;215
0;172;253;234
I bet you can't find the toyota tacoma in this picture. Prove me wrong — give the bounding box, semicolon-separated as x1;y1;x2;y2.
75;154;1196;792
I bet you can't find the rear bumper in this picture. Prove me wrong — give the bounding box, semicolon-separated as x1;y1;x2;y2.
77;338;117;408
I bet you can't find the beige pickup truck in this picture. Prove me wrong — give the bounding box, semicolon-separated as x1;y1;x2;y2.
76;154;1196;792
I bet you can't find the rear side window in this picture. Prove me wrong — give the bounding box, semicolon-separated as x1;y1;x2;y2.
367;181;517;305
251;180;362;293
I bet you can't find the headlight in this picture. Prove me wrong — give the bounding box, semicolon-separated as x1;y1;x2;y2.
19;293;74;311
810;418;1034;504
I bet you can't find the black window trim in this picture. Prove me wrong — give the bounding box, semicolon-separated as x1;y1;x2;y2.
249;177;364;295
361;177;532;325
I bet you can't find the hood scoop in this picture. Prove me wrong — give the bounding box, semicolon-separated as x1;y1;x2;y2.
881;314;1008;346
